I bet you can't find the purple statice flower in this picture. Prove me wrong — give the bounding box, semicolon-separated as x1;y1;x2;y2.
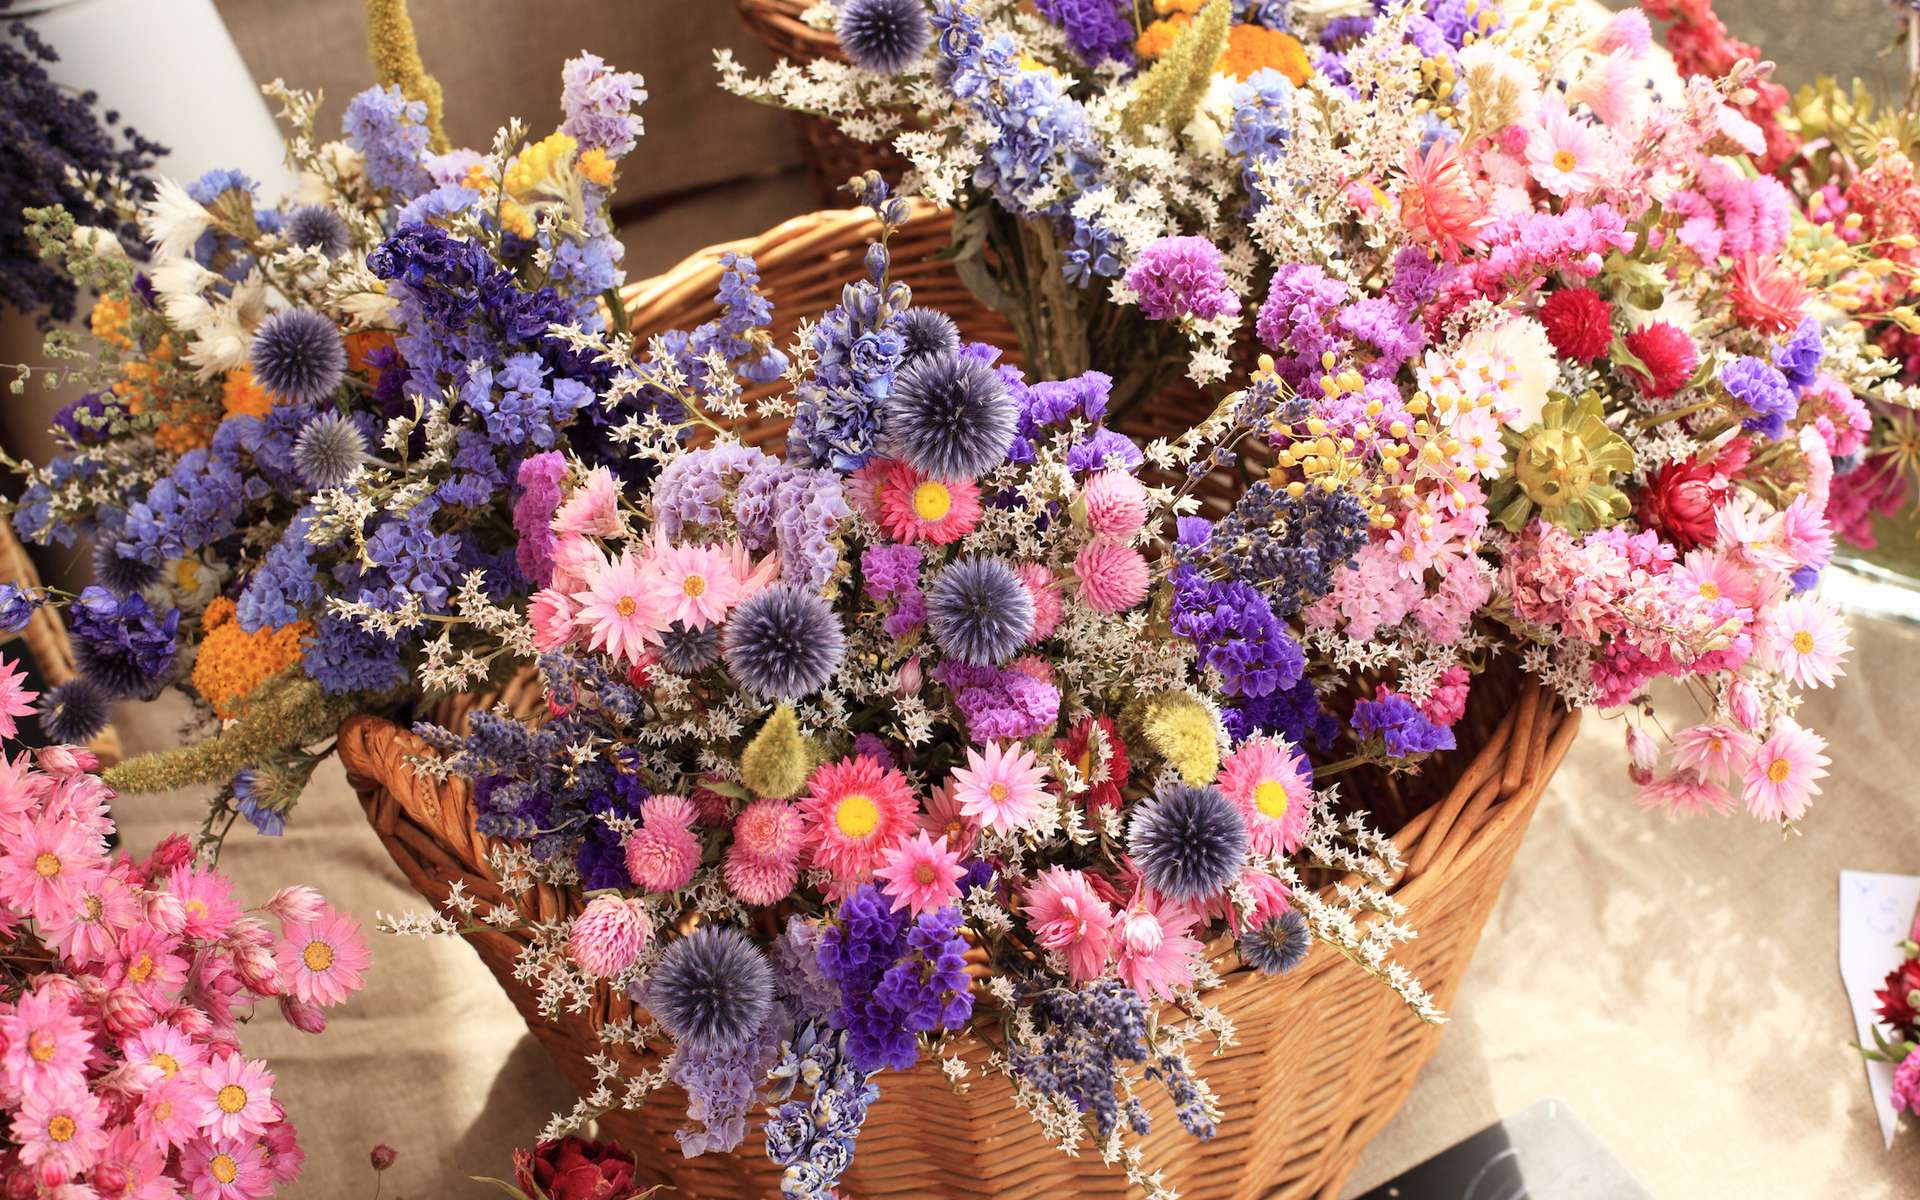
1351;691;1456;758
771;915;842;1023
1773;318;1823;392
343;85;432;199
70;586;178;698
1034;0;1136;65
1224;673;1337;749
871;903;972;1035
764;1023;878;1199
303;615;405;694
670;1016;783;1157
1007;368;1112;464
1720;355;1796;441
733;462;850;591
1066;427;1144;475
559;52;647;157
237;510;321;631
354;501;464;614
457;351;593;450
512;451;568;586
1333;297;1424;378
50;392;113;446
653;442;773;537
932;660;1061;741
1256;262;1352;385
862;543;925;637
437;429;508;510
818;888;970;1073
1169;566;1304;698
851;733;896;768
1384;244;1458;308
1124;236;1241;323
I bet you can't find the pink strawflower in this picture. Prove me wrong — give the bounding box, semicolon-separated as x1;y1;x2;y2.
1635;770;1736;816
1014;563;1061;641
195;1054;276;1141
548;533;604;594
1215;736;1311;856
731;799;805;867
1893;1046;1920;1116
42;872;139;965
1777;495;1836;571
1112;890;1204;1002
124;1022;210;1092
1232;868;1292;931
273;906;370;1008
0;815;105;919
181;1134;273;1200
528;588;580;653
95;1123;175;1198
0;656;38;740
622;823;700;893
1742;718;1829;822
1672;547;1758;613
13;1082;108;1179
1591;6;1651;54
1022;867;1112;982
950;741;1048;832
798;755;918;882
1079;470;1148;539
722;848;798;906
875;459;982;545
1670;723;1755;785
917;781;978;858
874;831;966;916
572;550;664;667
0;987;91;1095
1761;594;1849;688
1525;101;1608;197
641;540;744;630
116;926;190;1004
566;895;652;978
261;1116;304;1186
134;1075;201;1149
551;465;624;536
1074;539;1149;614
262;886;326;926
1396;139;1488;261
168;865;240;941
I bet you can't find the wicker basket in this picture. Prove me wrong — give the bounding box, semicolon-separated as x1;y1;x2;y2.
336;207;1583;1197
0;522;120;765
735;0;909;201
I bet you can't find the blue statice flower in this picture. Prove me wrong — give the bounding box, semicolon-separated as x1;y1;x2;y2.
1066;426;1145;475
437;429;509;509
236;510;322;631
343;85;433;199
1169;566;1304;698
764;1023;880;1199
117;448;263;563
1034;0;1135;66
1004;368;1109;464
816;887;972;1073
456;351;593;449
186;168;253;205
1773;317;1823;392
1223;68;1294;209
351;500;465;614
1006;978;1153;1141
559;52;648;157
1720;355;1797;440
302;615;406;695
1351;691;1456;758
0;585;40;634
670;1013;784;1156
69;586;178;698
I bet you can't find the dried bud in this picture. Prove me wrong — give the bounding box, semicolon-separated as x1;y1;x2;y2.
1625;723;1659;774
370;1144;398;1171
264;886;327;926
1728;678;1763;730
34;745;97;776
145;834;195;875
232;944;280;994
100;987;154;1038
144;891;186;938
280;995;328;1035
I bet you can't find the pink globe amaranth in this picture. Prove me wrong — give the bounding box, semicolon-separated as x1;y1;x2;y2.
1079;470;1148;540
1074;540;1149;614
623;822;700;893
566;895;652;978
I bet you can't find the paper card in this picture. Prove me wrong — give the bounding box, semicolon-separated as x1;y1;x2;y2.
1839;869;1920;1148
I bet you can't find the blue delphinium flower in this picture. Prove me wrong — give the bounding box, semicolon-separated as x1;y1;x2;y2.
343;85;433;199
69;586;178;698
0;584;42;634
1720;355;1797;440
787;276;905;471
1034;0;1136;65
648;926;776;1052
1351;691;1456;758
926;556;1034;666
1223;68;1294;209
1127;782;1250;901
722;585;847;700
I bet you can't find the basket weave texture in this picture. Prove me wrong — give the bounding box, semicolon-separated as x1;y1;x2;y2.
735;0;906;201
336;209;1583;1199
0;522;119;765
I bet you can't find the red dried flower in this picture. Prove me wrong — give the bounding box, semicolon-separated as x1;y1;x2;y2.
1055;715;1131;811
1537;287;1614;363
1878;958;1920;1042
1636;441;1750;551
512;1137;642;1200
1621;321;1698;398
370;1144;397;1171
1729;255;1810;335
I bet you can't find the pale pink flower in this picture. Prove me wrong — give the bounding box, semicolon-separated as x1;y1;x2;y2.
551;466;624;536
135;1074;201;1149
1525;101;1609;197
1014;563;1061;642
262;886;326;927
168;866;240;941
1728;677;1765;729
547;534;604;595
196;1054;276;1141
0;655;38;740
1022;867;1112;981
0;815;105;919
1215;736;1311;857
1742;718;1829;821
1715;503;1796;572
566;895;652;978
1079;471;1148;539
917;781;977;858
1670;723;1755;785
572;550;665;667
1568;47;1646;128
1113;890;1204;1002
874;831;966;916
640;540;744;630
13;1082;108;1179
1777;495;1834;570
278;996;327;1035
42;872;139;965
1635;770;1736;816
0;987;91;1095
273;906;370;1008
1074;539;1149;614
181;1134;273;1200
1673;547;1757;613
951;742;1048;832
528;588;580;653
1893;1046;1920;1116
123;1022;210;1092
261;1116;304;1186
1762;594;1849;688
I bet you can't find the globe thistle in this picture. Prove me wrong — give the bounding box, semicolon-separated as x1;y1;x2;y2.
1238;910;1311;974
896;307;960;367
884;350;1015;480
1127;781;1248;901
91;542;160;597
284;205;352;258
646;925;775;1051
657;621;721;674
926;556;1033;666
836;0;930;74
250;309;347;405
39;679;111;745
722;584;846;701
291;412;369;489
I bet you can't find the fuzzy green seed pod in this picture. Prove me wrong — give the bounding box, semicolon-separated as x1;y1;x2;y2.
740;705;815;800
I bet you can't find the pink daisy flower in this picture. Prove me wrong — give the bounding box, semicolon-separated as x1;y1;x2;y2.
1777;495;1834;570
1079;471;1148;540
875;460;982;546
567;895;652;978
1013;562;1062;642
1670;723;1755;785
1395;139;1488;261
116;926;190;1006
0;814;105;919
1215;736;1312;857
798;755;919;882
96;1124;174;1199
123;1022;210;1091
1525;101;1609;197
572;550;665;667
622;823;700;893
874;831;966;916
1112;890;1204;1002
551;466;624;537
196;1054;276;1141
731;799;805;868
951;741;1049;832
273;906;370;1009
0;655;38;740
42;872;139;966
0;987;92;1095
1742;718;1830;822
181;1134;273;1200
1635;770;1736;816
134;1075;201;1148
1021;867;1113;982
1073;539;1150;614
168;865;240;941
13;1082;108;1180
1673;547;1757;613
641;540;744;630
1762;594;1849;689
917;781;978;858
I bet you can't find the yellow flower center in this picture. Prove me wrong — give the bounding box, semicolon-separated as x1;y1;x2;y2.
152;1052;179;1078
217;1084;248;1114
129;953;155;983
912;480;953;523
1253;779;1290;820
987;782;1009;804
47;1115;74;1143
28;1033;56;1062
175;560;202;590
81;894;102;922
615;595;638;617
1792;630;1815;654
303;941;335;972
33;853;60;879
154;1100;173;1121
211;1154;239;1184
833;794;880;839
1697;581;1720;601
186;899;207;920
1399;543;1417;562
914;864;938;885
1767;757;1792;784
1552;149;1577;172
682;574;707;598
